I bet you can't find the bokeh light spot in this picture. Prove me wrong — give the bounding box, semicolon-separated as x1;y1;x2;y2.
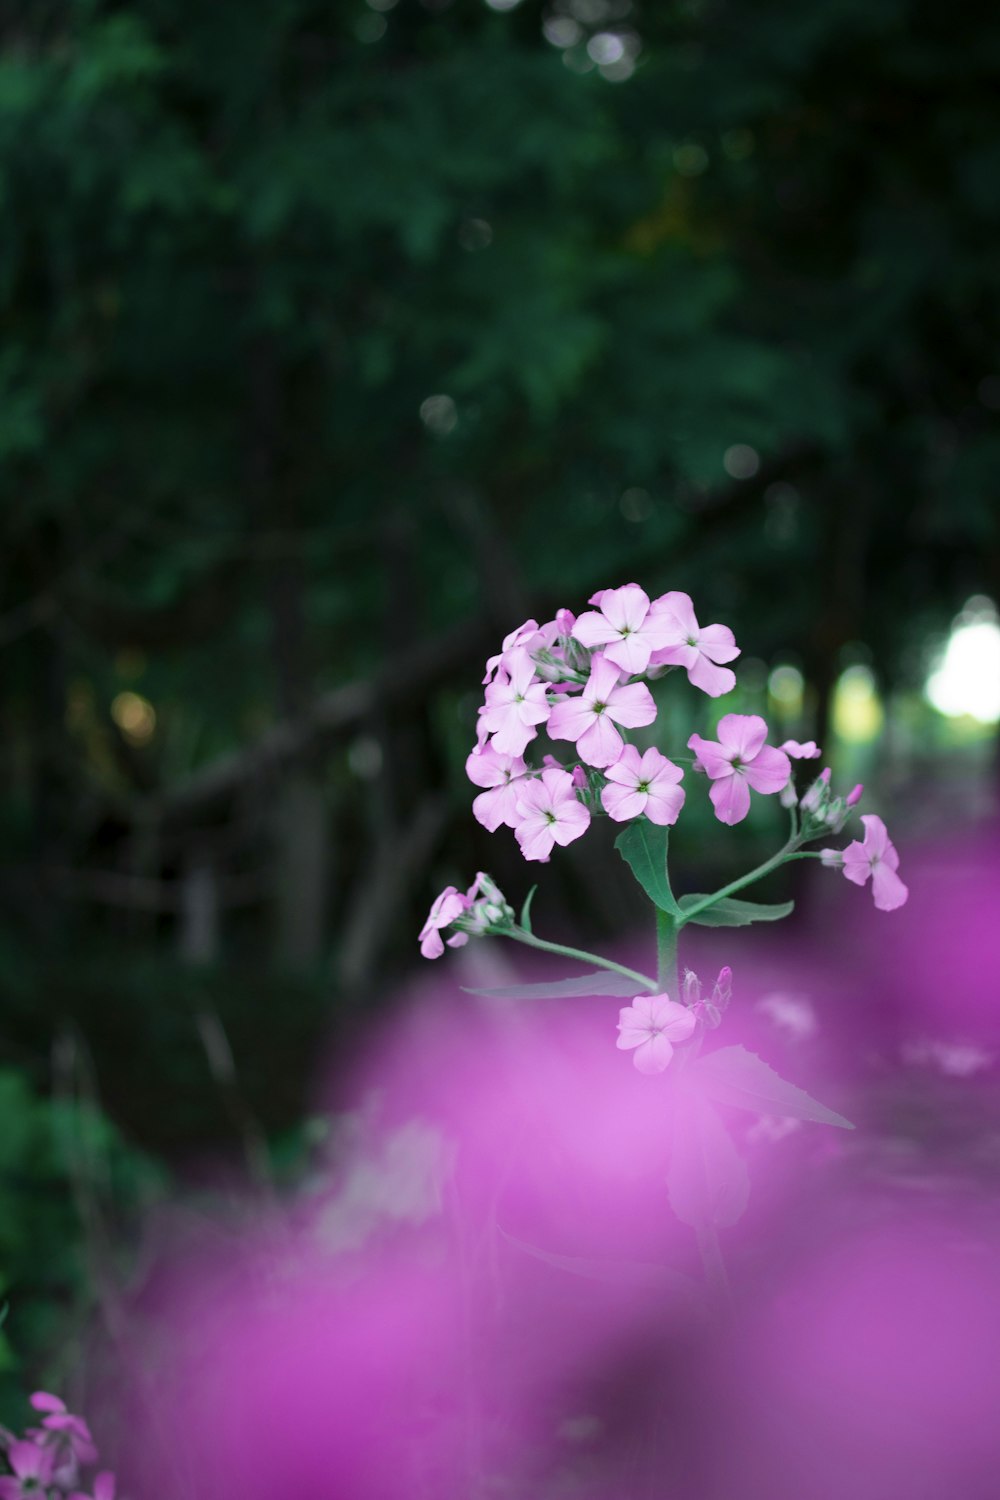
925;599;1000;724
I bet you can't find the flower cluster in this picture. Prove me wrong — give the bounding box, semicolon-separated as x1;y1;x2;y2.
420;582;909;1009
0;1393;115;1500
466;584;758;863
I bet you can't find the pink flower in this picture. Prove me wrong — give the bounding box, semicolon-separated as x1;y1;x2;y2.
572;584;674;675
647;591;740;697
512;768;590;862
465;746;528;832
616;994;696;1074
688;713;791;825
0;1440;55;1499
418;886;471;959
600;746;685;826
478;647;550;756
834;814;908;911
547;654;656;768
780;739;821;759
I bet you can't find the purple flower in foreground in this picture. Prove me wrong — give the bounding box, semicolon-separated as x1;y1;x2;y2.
823;814;908;911
688;714;791;825
600;746;685;826
617;994;697;1074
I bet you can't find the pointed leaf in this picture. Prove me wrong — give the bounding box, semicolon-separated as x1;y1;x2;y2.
499;1228;702;1302
667;1082;750;1230
678;895;794;927
519;885;538;933
615;821;680;915
463;969;645;1000
692;1045;854;1129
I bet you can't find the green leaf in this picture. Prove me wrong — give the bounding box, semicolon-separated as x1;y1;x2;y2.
463;970;641;1000
692;1046;854;1129
615;821;680;915
677;895;794;927
519;885;538;933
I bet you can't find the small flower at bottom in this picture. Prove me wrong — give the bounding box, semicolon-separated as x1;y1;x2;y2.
513;768;590;861
616;994;697;1074
822;813;908;911
418;886;471;959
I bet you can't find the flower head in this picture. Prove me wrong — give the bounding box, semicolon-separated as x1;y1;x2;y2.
688;714;791;825
512;767;590;862
418;886;471;959
616;993;697;1074
826;814;908;911
547;654;656;768
572;584;675;676
647;592;740;697
600;745;685;826
478;647;551;757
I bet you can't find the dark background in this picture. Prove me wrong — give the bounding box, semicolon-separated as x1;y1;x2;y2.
0;0;998;1400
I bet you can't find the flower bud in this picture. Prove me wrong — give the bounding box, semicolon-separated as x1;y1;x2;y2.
682;968;701;1007
846;783;864;807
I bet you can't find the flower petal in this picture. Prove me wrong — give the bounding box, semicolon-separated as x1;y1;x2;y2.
634;1033;674;1074
605;681;656;729
603;632;653;676
717;713;768;760
687;654;737;697
546;696;593;743
601;783;648;822
577;714;624;767
871;863;908;911
743;744;791;795
696;622;740;664
709;774;751;825
572;610;619;649
644;782;685;825
687;733;733;780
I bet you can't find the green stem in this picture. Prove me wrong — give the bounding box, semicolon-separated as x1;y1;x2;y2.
655;909;679;997
506;927;657;992
677;838;798;925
